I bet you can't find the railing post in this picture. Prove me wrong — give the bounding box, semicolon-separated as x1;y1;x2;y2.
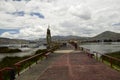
86;49;88;56
29;63;31;69
0;71;3;80
96;52;99;61
110;58;113;68
36;60;38;64
81;47;83;51
101;55;104;63
15;64;20;76
88;49;92;58
9;68;15;80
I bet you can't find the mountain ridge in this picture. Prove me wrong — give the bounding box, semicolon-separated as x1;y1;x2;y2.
0;31;120;44
91;31;120;40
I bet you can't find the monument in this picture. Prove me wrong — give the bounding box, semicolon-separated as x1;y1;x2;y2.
46;26;52;49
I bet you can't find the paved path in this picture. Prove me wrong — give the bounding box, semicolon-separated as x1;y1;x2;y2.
16;49;120;80
37;52;120;80
15;53;64;80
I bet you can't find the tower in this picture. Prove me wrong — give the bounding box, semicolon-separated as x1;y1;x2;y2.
46;26;51;49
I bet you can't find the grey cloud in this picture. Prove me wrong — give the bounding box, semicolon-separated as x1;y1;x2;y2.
112;22;120;26
60;20;95;36
60;21;78;28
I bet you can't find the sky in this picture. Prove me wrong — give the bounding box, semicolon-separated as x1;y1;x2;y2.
0;0;120;40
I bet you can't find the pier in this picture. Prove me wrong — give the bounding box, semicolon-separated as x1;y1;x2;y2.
14;45;120;80
0;44;120;80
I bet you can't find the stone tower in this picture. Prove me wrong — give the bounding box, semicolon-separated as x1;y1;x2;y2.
46;26;51;49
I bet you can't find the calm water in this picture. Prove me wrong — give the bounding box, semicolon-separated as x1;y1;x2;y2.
80;42;120;54
0;45;46;61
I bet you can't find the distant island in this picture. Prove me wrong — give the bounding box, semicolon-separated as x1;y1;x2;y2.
0;47;22;53
0;38;29;44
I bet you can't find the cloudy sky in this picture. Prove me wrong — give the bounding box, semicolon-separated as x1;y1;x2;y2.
0;0;120;40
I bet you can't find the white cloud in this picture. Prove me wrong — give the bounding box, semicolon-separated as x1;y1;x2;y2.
0;0;120;39
68;5;92;20
0;0;16;12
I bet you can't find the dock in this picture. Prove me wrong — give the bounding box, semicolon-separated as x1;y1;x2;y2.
15;46;120;80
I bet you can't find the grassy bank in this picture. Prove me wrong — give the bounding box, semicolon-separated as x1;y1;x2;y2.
106;51;120;59
102;51;120;71
0;47;21;53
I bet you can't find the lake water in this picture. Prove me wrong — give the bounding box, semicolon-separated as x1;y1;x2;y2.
0;45;46;61
80;42;120;54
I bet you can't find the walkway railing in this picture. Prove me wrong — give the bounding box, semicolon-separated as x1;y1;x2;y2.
0;67;14;80
0;49;51;80
14;53;45;76
79;47;120;71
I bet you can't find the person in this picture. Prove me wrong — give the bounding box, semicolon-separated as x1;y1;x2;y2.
74;42;78;50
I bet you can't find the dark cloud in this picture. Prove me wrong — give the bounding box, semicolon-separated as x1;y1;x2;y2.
7;11;25;16
78;14;91;20
0;29;19;35
30;12;45;19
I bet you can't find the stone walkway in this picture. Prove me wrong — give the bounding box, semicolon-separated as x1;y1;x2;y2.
16;50;120;80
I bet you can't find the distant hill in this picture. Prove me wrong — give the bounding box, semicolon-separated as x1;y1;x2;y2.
0;37;29;44
0;31;120;44
51;31;120;42
91;31;120;41
52;35;90;41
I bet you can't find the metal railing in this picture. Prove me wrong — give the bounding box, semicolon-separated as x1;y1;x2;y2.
0;67;14;80
79;47;120;71
14;53;45;76
0;50;51;80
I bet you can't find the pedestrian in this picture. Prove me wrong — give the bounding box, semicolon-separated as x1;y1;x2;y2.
74;43;77;50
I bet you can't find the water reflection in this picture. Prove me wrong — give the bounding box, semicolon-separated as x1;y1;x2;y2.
0;45;46;61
